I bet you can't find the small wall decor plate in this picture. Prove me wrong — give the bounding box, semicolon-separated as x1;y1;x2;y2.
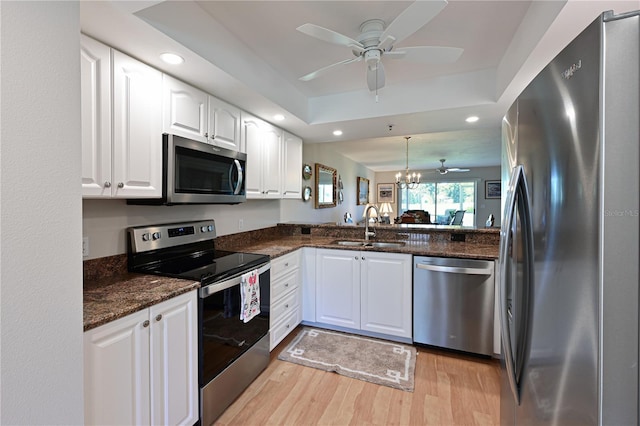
302;186;312;201
302;164;312;180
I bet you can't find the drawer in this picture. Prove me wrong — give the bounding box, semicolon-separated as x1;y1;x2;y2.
270;308;302;351
271;268;300;300
270;287;300;325
271;250;301;278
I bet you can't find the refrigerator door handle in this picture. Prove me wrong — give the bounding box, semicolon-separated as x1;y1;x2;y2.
499;165;535;405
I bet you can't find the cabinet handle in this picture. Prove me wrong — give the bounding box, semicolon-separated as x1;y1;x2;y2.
286;324;290;329
142;320;150;328
354;256;358;260
284;262;289;267
155;314;162;322
204;132;209;138
104;181;111;188
285;304;289;308
117;182;124;188
361;256;365;261
284;283;289;287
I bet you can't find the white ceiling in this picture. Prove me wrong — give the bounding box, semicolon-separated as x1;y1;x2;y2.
80;0;639;172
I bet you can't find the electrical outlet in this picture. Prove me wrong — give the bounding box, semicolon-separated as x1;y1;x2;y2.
238;219;244;230
82;237;90;257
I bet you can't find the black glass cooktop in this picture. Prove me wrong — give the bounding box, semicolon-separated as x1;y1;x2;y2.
133;248;269;285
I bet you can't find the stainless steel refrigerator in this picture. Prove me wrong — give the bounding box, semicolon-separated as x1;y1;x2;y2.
499;10;639;425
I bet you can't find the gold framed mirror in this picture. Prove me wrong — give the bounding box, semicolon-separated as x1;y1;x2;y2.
315;163;337;209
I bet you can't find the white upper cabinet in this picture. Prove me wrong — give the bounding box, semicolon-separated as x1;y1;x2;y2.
162;75;244;151
162;74;208;143
80;35;111;197
112;50;163;198
282;131;303;199
208;96;243;152
242;113;282;199
81;35;162;199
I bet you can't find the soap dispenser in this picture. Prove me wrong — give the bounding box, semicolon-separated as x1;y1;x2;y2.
485;214;495;227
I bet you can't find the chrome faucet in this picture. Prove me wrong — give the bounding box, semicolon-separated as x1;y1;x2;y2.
364;205;380;241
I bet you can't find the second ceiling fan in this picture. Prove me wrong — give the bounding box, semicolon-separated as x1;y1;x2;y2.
296;0;463;91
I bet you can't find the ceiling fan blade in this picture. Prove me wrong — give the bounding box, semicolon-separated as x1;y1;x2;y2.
366;61;385;91
299;56;362;82
297;23;365;53
391;46;463;63
380;0;448;47
448;168;470;172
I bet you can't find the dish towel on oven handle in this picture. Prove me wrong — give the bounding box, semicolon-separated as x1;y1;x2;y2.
240;269;260;323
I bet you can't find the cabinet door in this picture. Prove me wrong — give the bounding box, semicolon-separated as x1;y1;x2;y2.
112;51;162;198
242;113;264;198
80;35;112;197
316;248;361;328
301;247;317;322
84;309;151;426
149;291;198;426
282;132;302;199
261;122;282;198
208;96;242;151
361;252;412;338
162;74;208;142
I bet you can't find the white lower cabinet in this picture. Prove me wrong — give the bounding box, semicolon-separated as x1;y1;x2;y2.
315;249;412;340
84;290;198;426
270;250;302;350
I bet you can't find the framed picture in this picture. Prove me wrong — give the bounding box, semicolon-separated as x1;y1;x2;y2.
485;180;501;199
357;177;369;205
377;183;396;204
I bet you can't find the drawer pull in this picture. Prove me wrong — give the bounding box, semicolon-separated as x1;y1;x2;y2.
286;324;290;329
142;320;150;328
284;262;289;267
155;314;162;322
285;304;289;308
285;283;289;287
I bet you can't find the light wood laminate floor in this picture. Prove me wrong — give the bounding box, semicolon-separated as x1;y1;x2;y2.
215;327;501;426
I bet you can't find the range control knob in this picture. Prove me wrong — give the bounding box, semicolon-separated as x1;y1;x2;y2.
201;226;207;233
152;232;161;240
208;225;214;232
142;233;150;242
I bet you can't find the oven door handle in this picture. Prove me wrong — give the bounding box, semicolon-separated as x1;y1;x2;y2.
199;262;270;298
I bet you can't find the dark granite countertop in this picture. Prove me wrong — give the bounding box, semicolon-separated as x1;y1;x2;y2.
83;256;199;331
84;223;498;331
218;235;499;261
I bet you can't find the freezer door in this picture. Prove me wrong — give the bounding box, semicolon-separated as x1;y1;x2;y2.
509;16;602;425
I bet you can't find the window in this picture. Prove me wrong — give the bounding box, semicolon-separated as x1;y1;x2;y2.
399;181;477;226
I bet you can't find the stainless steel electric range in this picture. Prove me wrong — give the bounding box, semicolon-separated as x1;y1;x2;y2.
127;220;271;425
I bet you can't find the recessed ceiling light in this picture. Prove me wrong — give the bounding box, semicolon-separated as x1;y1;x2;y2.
273;114;285;121
333;130;343;136
465;116;479;123
160;53;184;65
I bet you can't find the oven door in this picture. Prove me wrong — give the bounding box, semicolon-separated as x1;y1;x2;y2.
165;133;246;205
198;262;270;386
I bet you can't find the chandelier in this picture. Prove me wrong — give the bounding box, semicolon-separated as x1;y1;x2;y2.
396;136;421;189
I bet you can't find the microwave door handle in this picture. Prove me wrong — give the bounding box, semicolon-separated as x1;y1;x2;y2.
232;159;243;195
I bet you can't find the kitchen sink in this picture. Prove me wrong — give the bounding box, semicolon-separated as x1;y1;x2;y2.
370;241;405;248
333;240;405;248
335;240;367;246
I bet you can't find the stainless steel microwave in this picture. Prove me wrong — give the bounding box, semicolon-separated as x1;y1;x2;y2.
129;134;246;205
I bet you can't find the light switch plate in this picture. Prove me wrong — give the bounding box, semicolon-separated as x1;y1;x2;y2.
82;237;89;257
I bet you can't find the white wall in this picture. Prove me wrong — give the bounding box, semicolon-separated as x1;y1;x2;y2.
83;199;280;259
1;2;84;424
280;142;376;225
375;166;502;226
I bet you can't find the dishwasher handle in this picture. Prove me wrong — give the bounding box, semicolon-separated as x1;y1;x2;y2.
415;262;493;275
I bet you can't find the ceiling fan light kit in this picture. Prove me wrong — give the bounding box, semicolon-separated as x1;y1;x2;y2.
396;137;421;189
296;0;462;92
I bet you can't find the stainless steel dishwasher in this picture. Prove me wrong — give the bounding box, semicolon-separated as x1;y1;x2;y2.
413;256;494;356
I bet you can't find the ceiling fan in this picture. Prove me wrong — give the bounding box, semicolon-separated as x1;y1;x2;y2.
436;159;470;175
296;0;463;91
